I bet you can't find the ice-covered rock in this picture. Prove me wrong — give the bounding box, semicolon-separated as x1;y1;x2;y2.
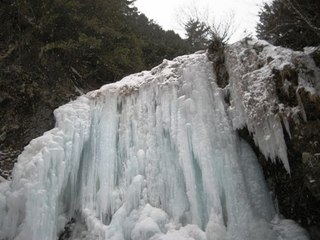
225;39;320;173
0;48;311;239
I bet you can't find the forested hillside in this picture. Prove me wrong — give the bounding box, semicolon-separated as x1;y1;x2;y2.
0;0;194;177
0;0;193;86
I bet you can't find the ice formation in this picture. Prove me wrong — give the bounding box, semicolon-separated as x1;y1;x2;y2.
0;40;312;240
225;40;320;173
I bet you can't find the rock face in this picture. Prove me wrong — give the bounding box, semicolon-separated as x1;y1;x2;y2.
269;48;320;239
0;39;319;239
273;84;320;240
210;39;320;239
0;77;98;179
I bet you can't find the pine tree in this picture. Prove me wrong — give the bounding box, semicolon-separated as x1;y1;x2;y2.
257;0;320;50
184;18;210;50
0;0;190;88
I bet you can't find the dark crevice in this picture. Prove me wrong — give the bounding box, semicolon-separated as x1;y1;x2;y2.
237;125;320;240
58;218;76;240
207;40;229;88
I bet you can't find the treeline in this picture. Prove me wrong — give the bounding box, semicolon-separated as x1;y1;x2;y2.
0;0;193;88
257;0;320;50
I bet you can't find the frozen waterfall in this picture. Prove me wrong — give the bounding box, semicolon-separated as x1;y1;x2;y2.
0;42;310;240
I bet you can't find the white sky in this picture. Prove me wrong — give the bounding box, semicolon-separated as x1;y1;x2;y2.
134;0;271;43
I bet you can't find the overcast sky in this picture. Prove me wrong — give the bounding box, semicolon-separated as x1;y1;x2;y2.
134;0;271;43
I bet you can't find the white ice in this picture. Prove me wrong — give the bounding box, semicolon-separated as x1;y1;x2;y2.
0;49;310;240
225;39;320;173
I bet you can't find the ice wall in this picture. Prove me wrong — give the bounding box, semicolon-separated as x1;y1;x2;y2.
0;51;309;240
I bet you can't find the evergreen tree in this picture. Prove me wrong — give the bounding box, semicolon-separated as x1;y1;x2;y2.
0;0;190;88
0;0;192;168
257;0;320;50
184;18;210;50
126;13;191;68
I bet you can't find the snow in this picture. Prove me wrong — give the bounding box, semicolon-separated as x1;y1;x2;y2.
224;39;320;173
0;47;311;239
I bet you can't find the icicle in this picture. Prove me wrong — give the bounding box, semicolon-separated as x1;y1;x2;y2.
0;51;309;240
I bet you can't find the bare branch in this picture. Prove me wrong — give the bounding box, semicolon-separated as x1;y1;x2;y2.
282;0;320;38
210;11;237;44
0;44;17;61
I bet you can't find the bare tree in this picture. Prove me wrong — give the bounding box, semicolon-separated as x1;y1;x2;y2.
210;11;237;44
175;0;210;35
176;2;237;47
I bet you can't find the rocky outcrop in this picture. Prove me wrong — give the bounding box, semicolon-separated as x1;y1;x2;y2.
215;40;320;239
0;77;94;179
208;39;229;89
263;45;320;240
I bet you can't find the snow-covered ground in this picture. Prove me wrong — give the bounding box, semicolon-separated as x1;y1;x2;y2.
0;40;316;240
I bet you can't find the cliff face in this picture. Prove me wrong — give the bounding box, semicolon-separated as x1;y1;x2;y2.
0;77;98;179
0;39;319;239
210;39;320;239
269;49;320;239
0;50;310;240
